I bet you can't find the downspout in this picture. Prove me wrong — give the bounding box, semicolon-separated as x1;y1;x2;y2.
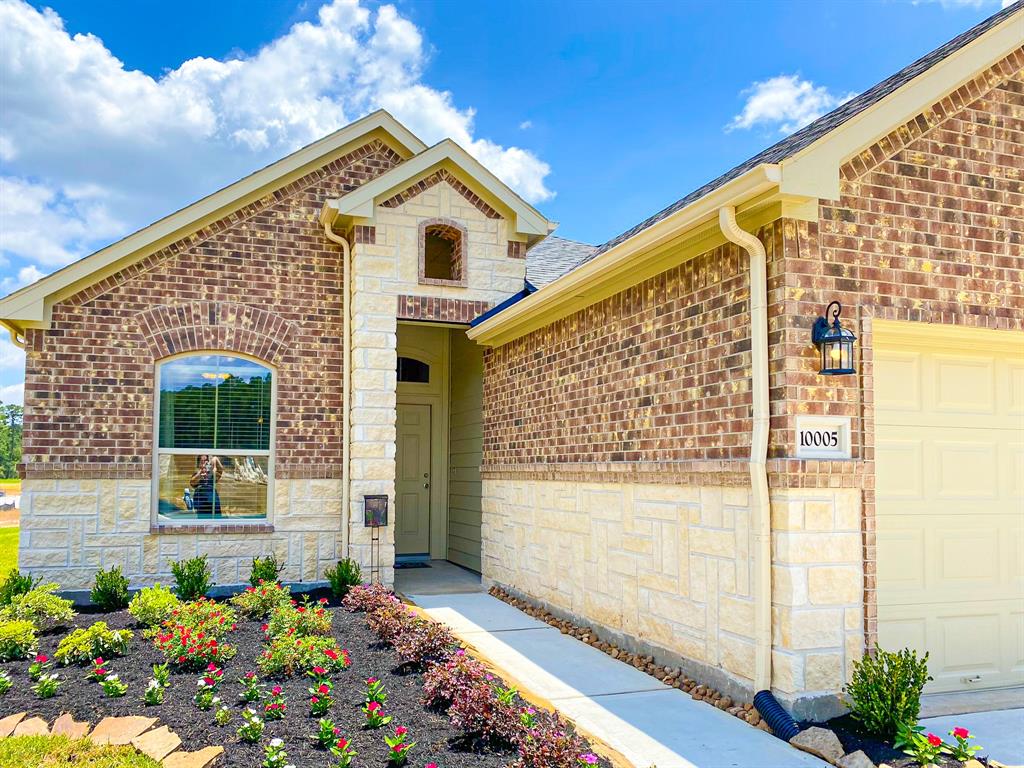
717;208;795;734
323;216;352;559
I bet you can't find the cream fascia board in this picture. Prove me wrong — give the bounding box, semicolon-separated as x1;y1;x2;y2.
0;110;428;334
468;164;786;347
779;7;1023;201
322;139;551;238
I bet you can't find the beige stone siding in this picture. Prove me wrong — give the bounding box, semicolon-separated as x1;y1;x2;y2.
347;180;526;582
482;477;862;699
19;478;345;589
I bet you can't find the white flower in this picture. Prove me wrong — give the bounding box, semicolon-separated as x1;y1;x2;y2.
107;674;119;680
147;679;159;689
270;738;283;747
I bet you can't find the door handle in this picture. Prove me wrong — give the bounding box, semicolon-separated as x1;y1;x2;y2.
423;483;430;489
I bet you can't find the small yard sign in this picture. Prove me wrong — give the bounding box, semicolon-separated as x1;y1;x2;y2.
795;416;852;460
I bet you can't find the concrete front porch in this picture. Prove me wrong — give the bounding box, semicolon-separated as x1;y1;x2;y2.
394;559;482;596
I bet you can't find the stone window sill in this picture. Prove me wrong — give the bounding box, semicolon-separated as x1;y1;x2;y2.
151;523;275;535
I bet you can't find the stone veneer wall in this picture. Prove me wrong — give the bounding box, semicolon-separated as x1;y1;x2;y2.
481;478;861;716
19;478;345;587
342;179;525;583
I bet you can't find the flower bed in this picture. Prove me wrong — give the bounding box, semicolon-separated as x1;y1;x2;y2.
0;580;610;768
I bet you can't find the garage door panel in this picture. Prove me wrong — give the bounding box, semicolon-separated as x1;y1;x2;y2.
934;355;995;416
875;322;1024;694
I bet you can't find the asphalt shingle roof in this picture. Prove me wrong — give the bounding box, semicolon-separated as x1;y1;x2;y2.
525;236;599;285
581;1;1022;264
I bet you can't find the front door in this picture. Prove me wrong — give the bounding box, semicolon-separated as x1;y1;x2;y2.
395;403;431;559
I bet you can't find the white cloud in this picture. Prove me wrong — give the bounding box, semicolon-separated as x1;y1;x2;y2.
0;0;553;280
0;264;45;294
0;337;22;370
727;74;856;135
519;120;533;130
0;382;23;406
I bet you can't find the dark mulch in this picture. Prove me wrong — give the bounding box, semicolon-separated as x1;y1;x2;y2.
0;589;605;767
820;714;991;768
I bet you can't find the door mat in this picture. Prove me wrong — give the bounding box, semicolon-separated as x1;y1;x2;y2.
394;562;431;570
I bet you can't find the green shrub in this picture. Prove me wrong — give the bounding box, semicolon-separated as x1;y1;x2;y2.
54;621;133;666
162;597;236;638
128;584;181;628
171;556;212;600
257;634;350;677
325;558;362;598
249;554;284;587
845;647;932;739
229;581;292;619
0;568;38;607
0;618;38;661
91;566;130;611
266;596;332;638
1;583;76;630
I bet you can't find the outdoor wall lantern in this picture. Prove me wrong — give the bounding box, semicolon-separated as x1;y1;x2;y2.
812;301;856;375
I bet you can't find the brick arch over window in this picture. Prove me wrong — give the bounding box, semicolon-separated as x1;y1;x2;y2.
134;301;298;364
418;217;468;287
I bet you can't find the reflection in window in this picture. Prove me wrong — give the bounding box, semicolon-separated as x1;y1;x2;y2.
156;354;272;521
397;357;430;384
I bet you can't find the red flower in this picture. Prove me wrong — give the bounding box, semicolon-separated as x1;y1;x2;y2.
927;733;942;747
395;725;408;737
312;666;326;675
35;654;48;663
324;649;338;660
336;738;348;749
318;684;330;694
953;727;970;739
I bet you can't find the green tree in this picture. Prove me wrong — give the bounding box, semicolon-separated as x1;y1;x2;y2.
0;402;23;479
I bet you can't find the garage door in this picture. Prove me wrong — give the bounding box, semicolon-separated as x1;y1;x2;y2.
874;321;1024;693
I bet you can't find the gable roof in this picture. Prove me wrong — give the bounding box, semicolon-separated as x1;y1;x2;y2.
588;0;1024;263
320;138;553;240
0;110;428;342
469;3;1023;346
525;236;597;286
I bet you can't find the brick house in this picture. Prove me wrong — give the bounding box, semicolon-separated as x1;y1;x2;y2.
2;4;1021;718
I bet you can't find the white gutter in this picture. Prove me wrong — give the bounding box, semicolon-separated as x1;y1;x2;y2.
323;217;352;559
718;206;772;693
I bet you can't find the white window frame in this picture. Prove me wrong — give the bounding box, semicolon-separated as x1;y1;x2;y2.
152;350;277;528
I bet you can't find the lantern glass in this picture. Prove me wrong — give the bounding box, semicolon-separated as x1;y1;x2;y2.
812;301;856;375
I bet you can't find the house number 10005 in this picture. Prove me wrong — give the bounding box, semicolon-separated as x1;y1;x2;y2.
799;429;839;448
794;416;851;459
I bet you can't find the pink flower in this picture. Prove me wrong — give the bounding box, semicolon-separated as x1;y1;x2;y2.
953;727;970;740
245;672;256;680
312;666;326;675
207;663;218;671
318;684;330;694
579;754;599;765
324;649;338;660
927;733;942;747
272;686;283;695
390;743;406;753
336;737;348;750
366;677;378;685
395;726;408;737
426;764;438;768
311;696;319;704
367;701;381;713
35;654;48;663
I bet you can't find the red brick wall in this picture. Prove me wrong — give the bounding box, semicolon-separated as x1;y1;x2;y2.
21;139;404;479
482;241;761;466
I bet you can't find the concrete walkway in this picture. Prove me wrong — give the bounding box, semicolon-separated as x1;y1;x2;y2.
919;707;1024;766
408;591;826;768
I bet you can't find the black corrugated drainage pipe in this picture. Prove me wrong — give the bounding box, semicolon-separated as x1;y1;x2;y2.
753;690;800;741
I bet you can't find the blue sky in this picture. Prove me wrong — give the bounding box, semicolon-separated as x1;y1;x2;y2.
0;0;1011;404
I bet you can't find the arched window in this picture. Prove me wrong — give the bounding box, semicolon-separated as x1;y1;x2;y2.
397;356;430;384
419;219;467;286
155;353;273;522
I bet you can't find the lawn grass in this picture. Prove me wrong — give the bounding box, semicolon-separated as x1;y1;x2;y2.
0;479;20;495
0;526;18;572
0;735;161;767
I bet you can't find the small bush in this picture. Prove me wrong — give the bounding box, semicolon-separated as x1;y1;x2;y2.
447;678;521;746
265;596;332;638
229;581;292;619
249;555;284;587
325;558;362;598
393;615;458;667
171;555;212;601
257;634;350;677
153;598;237;669
0;618;38;661
423;649;490;711
341;582;397;613
90;566;131;611
164;598;236;638
1;583;76;630
845;647;932;739
366;600;415;643
54;621;132;665
514;710;592;768
128;584;181;628
0;569;39;606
